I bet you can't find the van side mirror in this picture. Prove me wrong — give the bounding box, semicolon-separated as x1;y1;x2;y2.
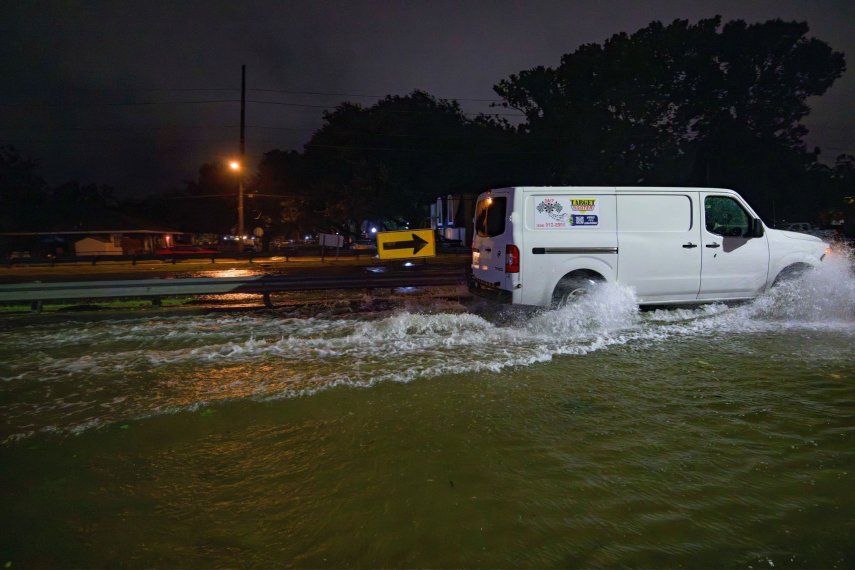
749;218;764;238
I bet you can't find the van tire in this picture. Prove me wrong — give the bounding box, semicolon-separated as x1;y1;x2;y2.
772;263;812;288
551;271;604;307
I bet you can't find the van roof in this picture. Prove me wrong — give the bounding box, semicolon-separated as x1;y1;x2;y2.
488;186;736;194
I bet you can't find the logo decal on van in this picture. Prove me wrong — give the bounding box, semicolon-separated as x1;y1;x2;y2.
535;196;600;229
570;199;597;212
571;214;599;226
535;198;568;227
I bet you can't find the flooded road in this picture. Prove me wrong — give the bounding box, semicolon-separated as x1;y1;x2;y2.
1;256;853;567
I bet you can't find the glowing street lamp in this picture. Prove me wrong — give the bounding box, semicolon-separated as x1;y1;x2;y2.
228;159;245;237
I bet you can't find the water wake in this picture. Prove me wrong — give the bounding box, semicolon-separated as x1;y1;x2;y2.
1;251;852;441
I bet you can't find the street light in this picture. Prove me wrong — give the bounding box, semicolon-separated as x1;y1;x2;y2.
228;159;244;237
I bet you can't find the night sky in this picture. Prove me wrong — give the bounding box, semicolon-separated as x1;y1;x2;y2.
2;0;852;196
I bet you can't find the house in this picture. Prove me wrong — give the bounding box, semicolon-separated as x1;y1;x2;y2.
0;227;183;258
74;236;123;256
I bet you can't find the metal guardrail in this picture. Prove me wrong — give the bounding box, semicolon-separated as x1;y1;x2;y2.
0;269;466;311
3;247;379;268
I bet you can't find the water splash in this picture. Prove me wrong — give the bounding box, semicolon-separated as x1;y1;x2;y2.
526;282;641;338
749;249;855;323
1;253;852;442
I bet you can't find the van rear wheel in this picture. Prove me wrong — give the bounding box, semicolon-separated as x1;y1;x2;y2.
551;274;602;307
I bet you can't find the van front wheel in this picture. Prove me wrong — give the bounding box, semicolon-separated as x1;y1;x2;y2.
771;263;812;288
551;274;603;307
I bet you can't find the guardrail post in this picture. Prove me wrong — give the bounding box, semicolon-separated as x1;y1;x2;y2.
262;292;273;308
91;256;97;266
151;297;162;307
30;300;43;313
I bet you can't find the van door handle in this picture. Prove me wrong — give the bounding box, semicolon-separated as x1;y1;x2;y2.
705;243;721;248
682;242;697;248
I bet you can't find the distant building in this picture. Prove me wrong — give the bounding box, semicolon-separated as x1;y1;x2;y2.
0;227;183;258
74;236;124;256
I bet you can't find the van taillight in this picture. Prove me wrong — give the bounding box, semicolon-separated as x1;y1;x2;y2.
505;244;520;273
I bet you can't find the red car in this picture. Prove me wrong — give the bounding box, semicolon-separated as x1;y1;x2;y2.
155;245;219;256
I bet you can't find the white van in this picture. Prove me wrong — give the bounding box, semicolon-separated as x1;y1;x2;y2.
470;187;829;306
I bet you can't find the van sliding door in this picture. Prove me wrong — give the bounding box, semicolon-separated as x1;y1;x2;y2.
616;193;702;303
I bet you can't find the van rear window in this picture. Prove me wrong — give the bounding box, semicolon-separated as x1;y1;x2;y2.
475;197;507;237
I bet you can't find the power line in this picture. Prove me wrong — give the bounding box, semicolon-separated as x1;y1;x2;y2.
0;125;240;132
246;99;523;116
302;143;548;154
0;97;519;116
3;85;503;103
0;137;548;154
2;122;850;147
248;88;503;103
0;99;240;109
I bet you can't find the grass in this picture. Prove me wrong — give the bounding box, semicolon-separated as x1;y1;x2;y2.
0;296;193;314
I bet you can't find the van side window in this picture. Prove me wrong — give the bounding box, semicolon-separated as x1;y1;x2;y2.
618;195;691;232
475;197;507;237
705;196;749;237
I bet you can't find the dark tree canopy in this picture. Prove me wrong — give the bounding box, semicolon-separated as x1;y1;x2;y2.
0;147;47;231
493;16;846;219
259;91;520;233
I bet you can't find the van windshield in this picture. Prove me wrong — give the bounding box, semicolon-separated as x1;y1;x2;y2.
475;197;507;237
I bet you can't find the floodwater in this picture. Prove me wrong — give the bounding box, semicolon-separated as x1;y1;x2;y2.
1;255;853;567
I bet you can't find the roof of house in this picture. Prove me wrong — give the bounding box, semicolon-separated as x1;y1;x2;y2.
75;236;114;243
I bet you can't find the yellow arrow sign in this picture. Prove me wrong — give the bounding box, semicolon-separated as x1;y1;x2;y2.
376;229;436;260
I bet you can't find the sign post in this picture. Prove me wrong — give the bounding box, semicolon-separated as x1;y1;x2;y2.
319;233;344;262
376;229;436;260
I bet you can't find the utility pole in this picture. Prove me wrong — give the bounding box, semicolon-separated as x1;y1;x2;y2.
237;64;246;237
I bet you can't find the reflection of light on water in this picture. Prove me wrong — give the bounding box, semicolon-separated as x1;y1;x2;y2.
199;268;257;278
198;293;260;303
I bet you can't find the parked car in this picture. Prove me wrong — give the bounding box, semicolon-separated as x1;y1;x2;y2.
782;222;813;233
156;245;219;256
351;239;377;251
806;228;840;241
470;186;829;307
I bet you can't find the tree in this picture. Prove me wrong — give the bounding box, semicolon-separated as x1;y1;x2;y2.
493;16;846;219
0;146;48;231
295;91;521;229
47;182;119;229
252;149;317;239
139;162;238;233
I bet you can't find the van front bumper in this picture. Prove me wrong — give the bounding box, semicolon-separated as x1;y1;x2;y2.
468;274;513;304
